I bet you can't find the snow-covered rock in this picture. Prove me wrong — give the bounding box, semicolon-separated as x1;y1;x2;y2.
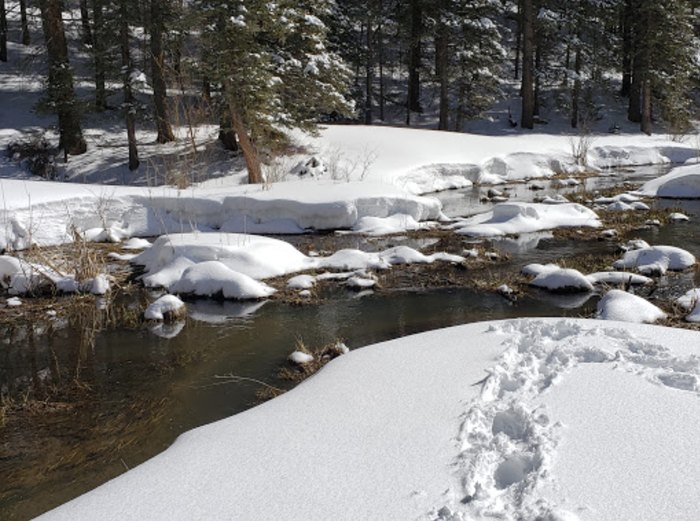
613;245;696;275
170;262;276;300
597;289;666;323
669;212;689;222
287;274;316;290
144;295;186;321
530;268;594;293
676;289;700;323
288;351;314;365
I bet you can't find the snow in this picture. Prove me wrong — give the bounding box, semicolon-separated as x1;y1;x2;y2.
586;272;652;286
675;289;700;323
288;351;314;365
638;163;700;198
0;122;696;252
39;318;700;521
6;296;22;307
169;262;276;300
612;245;696;275
135;233;464;299
287;274;316;289
450;203;600;237
596;289;666;323
530;267;594;292
669;212;690;222
144;295;186;321
122;238;152;250
0;178;442;250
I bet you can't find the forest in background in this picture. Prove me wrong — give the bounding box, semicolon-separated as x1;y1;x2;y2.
1;0;699;182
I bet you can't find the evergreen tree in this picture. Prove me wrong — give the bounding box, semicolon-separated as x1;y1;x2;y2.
199;0;353;184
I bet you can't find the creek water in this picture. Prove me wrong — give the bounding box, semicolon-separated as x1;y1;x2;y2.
2;165;700;520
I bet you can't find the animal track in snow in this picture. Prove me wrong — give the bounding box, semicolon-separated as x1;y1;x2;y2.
431;319;700;521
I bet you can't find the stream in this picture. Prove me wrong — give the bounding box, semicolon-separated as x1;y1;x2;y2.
2;164;700;520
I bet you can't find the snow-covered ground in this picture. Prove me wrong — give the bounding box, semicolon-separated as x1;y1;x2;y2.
38;318;700;521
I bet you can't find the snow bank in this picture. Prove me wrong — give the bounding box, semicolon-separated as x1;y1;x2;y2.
638;163;700;198
613;245;696;275
169;262;276;299
597;289;666;323
452;202;600;237
0;178;442;250
39;318;700;521
302;126;696;192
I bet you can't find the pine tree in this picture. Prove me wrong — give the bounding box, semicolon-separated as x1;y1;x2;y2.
200;0;353;184
39;0;87;155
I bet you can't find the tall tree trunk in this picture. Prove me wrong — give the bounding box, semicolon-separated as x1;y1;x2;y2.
151;0;175;143
620;0;632;97
218;111;238;152
92;0;107;110
628;65;642;122
20;0;30;45
533;35;542;117
520;0;535;129
435;23;448;131
39;0;87;155
378;0;385;121
79;0;93;45
407;0;421;114
364;14;373;125
120;0;139;170
0;0;7;62
228;105;262;184
514;0;522;80
641;78;652;135
571;46;581;128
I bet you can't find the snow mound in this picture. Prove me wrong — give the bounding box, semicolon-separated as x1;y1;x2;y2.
530;267;593;293
133;233;314;281
144;295;186;321
452;203;600;237
676;289;700;323
612;245;696;275
597;289;666;323
638;163;700;198
287;275;316;289
170;262;276;300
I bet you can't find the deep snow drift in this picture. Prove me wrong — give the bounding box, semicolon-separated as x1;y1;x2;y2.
38;318;700;521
